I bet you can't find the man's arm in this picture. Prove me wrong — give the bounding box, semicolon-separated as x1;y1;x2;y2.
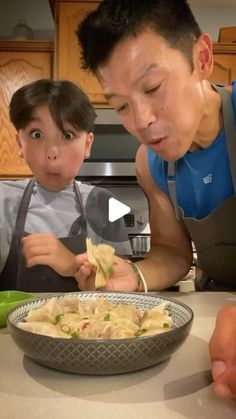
134;145;193;290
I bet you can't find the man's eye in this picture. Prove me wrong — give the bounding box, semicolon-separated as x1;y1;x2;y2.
145;85;160;94
63;132;75;140
30;131;43;140
116;104;128;113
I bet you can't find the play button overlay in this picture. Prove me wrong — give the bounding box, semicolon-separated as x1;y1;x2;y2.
109;197;131;222
85;186;133;244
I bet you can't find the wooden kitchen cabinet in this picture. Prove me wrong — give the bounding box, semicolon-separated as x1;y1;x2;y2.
51;0;107;106
0;40;53;178
210;43;236;84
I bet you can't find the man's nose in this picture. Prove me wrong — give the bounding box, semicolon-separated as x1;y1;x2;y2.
47;146;58;160
133;102;155;130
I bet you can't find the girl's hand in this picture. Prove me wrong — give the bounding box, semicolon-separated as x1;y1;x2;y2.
22;233;76;277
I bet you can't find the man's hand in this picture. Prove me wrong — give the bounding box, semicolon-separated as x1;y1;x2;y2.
74;253;138;291
22;233;76;277
209;305;236;399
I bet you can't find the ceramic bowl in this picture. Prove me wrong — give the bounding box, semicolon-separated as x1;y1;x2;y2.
7;292;193;375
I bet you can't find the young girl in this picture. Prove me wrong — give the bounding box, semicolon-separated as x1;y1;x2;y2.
0;79;131;292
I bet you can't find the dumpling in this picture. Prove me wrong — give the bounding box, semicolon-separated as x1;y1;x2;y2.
26;297;62;323
93;298;113;314
141;303;173;330
57;295;80;313
101;322;137;339
112;317;139;333
17;321;70;338
56;313;83;335
86;238;115;288
111;304;141;325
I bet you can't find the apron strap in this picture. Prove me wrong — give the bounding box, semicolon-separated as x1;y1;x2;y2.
167;161;179;220
69;180;88;236
14;178;35;234
212;84;236;192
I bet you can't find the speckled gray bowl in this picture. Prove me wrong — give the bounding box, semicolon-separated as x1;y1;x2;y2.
7;292;193;375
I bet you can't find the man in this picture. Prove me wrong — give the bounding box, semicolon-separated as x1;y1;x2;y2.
75;0;236;399
76;0;236;292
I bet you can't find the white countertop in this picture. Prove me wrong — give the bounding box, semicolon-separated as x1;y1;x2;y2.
1;292;236;419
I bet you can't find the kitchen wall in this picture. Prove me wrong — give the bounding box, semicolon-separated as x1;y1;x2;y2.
0;0;235;41
189;0;236;40
0;0;54;40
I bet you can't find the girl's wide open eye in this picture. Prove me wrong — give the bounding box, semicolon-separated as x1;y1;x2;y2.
30;130;43;140
63;131;75;140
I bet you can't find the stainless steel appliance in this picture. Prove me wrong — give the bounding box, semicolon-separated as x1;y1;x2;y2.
129;235;151;255
79;109;139;178
76;110;150;259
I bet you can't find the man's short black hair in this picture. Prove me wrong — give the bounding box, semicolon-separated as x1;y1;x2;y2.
77;0;202;73
10;79;97;133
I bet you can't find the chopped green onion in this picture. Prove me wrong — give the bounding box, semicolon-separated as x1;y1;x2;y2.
136;328;147;336
104;313;110;321
61;324;71;333
163;322;169;328
54;313;63;324
71;332;80;338
108;267;113;276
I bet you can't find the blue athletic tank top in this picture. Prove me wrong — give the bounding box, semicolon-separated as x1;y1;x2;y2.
148;81;236;219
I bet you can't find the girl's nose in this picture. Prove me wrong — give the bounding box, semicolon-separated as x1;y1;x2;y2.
47;147;58;160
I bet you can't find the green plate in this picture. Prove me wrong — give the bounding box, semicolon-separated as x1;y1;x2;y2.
0;290;36;328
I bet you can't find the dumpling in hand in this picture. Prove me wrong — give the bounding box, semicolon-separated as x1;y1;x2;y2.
86;238;115;288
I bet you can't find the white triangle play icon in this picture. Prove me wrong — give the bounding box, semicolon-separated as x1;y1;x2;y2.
108;197;131;222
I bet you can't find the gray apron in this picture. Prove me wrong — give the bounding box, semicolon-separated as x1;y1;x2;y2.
0;179;87;292
167;85;236;291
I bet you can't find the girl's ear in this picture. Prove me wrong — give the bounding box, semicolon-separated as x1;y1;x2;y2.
193;33;213;80
85;132;94;159
16;133;24;158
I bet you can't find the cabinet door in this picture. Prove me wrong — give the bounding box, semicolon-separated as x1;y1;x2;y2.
55;2;107;106
210;44;236;84
0;51;52;178
210;54;236;84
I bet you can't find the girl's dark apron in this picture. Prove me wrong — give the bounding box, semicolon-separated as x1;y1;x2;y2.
167;85;236;291
0;179;87;292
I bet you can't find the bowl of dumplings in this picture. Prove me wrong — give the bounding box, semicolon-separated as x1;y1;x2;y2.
7;291;193;375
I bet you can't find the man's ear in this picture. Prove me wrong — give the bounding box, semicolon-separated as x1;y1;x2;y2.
193;33;213;80
16;134;24;158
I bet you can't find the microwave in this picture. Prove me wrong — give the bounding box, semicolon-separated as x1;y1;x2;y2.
78;109;140;178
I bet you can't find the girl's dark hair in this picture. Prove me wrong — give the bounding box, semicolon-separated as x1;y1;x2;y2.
77;0;202;73
9;79;97;133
